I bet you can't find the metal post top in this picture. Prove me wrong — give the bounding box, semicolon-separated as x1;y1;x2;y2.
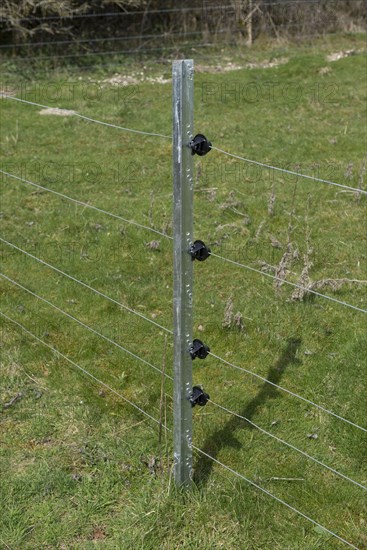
172;59;194;77
173;59;194;65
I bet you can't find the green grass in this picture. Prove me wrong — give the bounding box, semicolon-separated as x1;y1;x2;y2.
1;34;366;549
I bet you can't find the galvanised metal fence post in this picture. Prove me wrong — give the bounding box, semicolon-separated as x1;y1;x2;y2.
172;59;194;487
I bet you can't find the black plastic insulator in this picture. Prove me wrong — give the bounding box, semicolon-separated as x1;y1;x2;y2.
189;134;212;156
190;240;211;262
189;386;210;407
190;339;210;360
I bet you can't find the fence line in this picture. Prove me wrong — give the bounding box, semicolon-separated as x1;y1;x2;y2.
4;238;363;433
3;43;222;62
3;95;363;195
0;238;172;334
0;170;173;240
1;56;365;547
210;146;367;195
209;400;367;490
0;29;232;50
2;89;365;402
209;351;366;433
192;446;359;550
0;272;172;380
3;237;366;467
2;5;237;23
210;253;367;314
1;96;171;140
0;238;367;490
0;1;341;23
0;310;359;550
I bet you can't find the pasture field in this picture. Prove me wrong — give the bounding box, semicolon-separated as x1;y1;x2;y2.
0;34;366;549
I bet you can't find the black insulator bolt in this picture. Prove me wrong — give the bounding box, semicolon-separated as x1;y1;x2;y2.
189;386;210;407
189;134;212;156
190;339;210;360
190;240;211;262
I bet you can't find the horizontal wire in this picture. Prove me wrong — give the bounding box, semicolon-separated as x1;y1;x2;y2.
210;146;367;195
1;41;223;61
0;42;228;64
4;237;364;432
210;400;366;490
0;20;330;50
0;26;337;51
192;445;359;550
262;0;340;4
0;28;233;49
1;95;171;140
2;5;236;22
0;238;173;335
2;307;354;548
0;310;164;426
0;171;172;240
0;1;337;23
209;351;367;433
0;272;173;380
210;252;367;314
76;112;171;139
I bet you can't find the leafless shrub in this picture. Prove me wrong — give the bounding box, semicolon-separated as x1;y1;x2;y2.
0;0;365;55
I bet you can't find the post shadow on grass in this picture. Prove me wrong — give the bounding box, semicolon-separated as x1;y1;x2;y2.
193;337;302;487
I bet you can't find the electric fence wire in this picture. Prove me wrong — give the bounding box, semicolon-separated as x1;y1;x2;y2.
1;234;365;431
0;311;360;549
0;95;171;140
192;446;359;550
1;5;236;23
0;272;173;381
4;239;364;437
209;399;367;490
210;146;367;195
0;171;173;241
210;252;367;314
2;43;223;62
3;95;363;196
0;238;172;335
208;351;366;433
0;311;359;550
1;24;348;60
0;1;336;23
0;310;164;426
0;29;233;49
2;68;366;413
2;240;366;462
